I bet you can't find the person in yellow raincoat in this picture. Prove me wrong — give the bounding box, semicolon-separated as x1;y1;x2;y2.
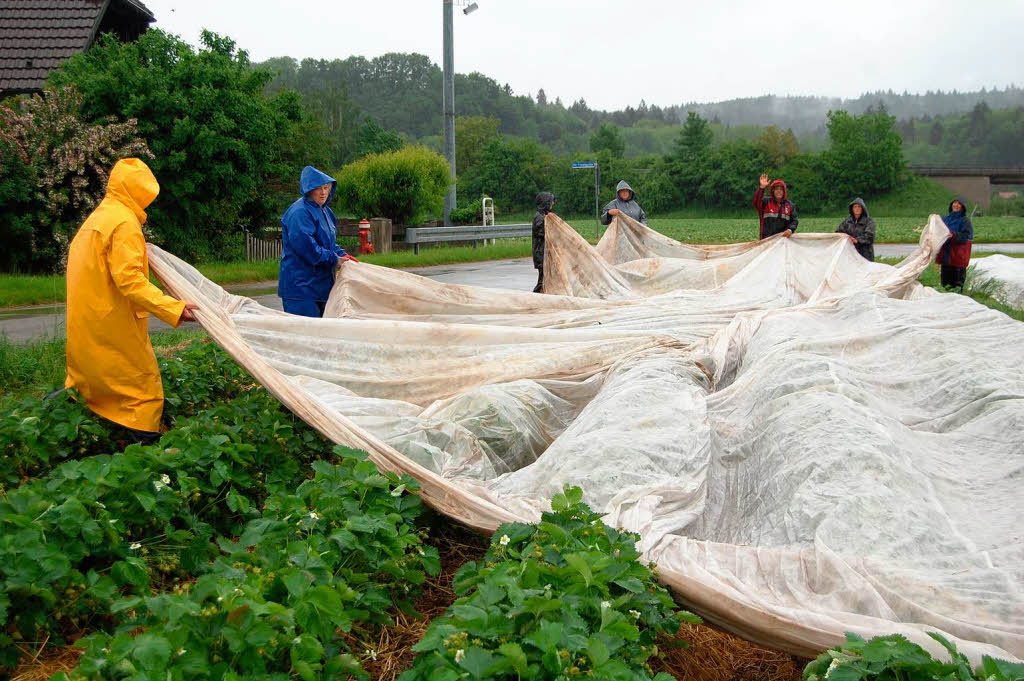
64;158;198;443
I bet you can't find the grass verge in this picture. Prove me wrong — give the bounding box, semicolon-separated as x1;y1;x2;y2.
0;328;206;404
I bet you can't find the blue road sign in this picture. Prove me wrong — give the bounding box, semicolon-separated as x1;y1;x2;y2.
571;161;596;169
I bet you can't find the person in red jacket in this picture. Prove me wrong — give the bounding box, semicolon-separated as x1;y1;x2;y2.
752;173;798;239
936;196;973;291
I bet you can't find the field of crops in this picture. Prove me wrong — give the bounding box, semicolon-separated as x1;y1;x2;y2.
4;336;1023;681
0;341;786;681
4;339;1020;680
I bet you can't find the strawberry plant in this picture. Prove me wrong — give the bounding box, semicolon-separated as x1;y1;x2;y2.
0;341;252;489
804;632;1024;681
400;485;698;681
158;341;253;422
0;390;119;489
0;388;332;671
56;451;439;681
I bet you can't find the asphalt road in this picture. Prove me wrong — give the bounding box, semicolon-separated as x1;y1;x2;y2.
0;258;540;343
4;243;1024;343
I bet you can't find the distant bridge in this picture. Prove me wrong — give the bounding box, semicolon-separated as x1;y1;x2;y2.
908;166;1024;209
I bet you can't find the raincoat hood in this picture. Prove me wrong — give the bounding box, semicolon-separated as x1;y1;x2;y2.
948;195;968;215
300;166;337;205
769;179;788;201
535;191;556;213
849;197;870;219
106;158;159;224
615;180;635;201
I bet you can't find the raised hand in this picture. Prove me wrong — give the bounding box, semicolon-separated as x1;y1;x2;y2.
759;173;770;189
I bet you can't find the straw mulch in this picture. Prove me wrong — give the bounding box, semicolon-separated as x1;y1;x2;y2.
651;621;805;681
9;640;82;681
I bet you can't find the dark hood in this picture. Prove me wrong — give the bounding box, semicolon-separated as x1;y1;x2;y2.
615;179;635;201
948;195;968;215
535;191;555;212
849;197;869;219
769;179;788;201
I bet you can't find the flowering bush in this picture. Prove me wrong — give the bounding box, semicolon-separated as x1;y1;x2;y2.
50;30;313;263
0;86;150;272
400;485;698;681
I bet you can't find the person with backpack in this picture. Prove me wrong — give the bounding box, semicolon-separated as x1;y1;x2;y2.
836;197;877;261
936;196;974;290
752;173;798;239
532;191;556;293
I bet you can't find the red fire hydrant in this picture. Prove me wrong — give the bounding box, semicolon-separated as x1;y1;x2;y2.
358;219;375;255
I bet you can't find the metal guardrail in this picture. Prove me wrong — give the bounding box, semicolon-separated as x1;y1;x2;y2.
909;165;1024;177
405;223;532;254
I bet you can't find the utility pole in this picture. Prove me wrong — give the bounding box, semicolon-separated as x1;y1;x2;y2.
442;0;456;225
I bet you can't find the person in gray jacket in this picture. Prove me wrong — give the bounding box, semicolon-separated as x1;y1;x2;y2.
600;180;647;225
835;197;876;261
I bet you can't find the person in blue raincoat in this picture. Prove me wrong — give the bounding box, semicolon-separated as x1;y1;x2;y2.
278;166;358;317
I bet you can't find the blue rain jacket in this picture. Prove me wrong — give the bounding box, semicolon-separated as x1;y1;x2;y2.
277;166;348;302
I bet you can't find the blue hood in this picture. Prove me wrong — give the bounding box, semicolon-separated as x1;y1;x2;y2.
299;166;337;205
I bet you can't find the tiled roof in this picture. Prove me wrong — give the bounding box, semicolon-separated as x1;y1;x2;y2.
0;0;154;95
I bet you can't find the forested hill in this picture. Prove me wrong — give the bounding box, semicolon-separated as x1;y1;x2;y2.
261;52;1023;140
683;88;1024;134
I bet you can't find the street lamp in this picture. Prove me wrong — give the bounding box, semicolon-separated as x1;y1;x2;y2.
442;0;480;225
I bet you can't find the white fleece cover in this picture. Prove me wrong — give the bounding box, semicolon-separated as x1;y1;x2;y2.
149;213;1023;663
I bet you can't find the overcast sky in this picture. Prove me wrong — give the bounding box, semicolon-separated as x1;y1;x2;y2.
144;0;1024;111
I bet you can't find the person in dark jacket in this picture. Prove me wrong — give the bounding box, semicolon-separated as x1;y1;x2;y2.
600;180;647;225
752;174;798;239
936;196;974;290
278;165;358;317
532;191;556;293
836;197;877;261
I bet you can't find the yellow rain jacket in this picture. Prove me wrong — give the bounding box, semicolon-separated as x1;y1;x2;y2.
65;158;186;433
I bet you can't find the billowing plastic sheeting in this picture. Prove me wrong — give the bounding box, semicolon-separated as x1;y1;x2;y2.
971;254;1024;309
148;213;1024;664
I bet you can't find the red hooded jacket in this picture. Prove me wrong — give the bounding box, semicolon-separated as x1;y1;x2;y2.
753;180;799;239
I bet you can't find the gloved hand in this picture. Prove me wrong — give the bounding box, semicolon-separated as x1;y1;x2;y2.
337;254;359;265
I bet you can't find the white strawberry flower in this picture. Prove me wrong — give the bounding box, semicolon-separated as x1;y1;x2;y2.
161;474;171;485
454;649;465;663
630;610;641;619
499;534;510;546
129;542;141;550
601;600;611;609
